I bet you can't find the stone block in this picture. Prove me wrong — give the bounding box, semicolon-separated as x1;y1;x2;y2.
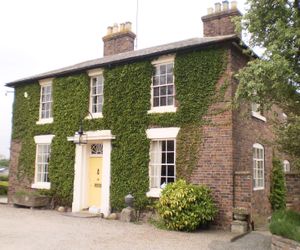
106;213;118;220
120;207;136;222
231;220;248;233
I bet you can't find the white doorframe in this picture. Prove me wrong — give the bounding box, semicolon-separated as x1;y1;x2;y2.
68;130;115;217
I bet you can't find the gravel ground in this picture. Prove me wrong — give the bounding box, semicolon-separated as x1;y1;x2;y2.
210;231;272;250
0;204;234;250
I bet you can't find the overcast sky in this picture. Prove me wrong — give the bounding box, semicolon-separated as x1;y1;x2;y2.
0;0;246;158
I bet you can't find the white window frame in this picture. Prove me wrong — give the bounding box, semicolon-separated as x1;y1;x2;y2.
87;69;104;119
251;103;266;122
32;134;55;189
253;143;265;190
146;127;180;197
37;78;54;124
148;55;177;114
283;160;290;173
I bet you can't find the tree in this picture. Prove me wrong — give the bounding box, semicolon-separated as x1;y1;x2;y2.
270;157;286;211
0;159;9;167
235;0;300;167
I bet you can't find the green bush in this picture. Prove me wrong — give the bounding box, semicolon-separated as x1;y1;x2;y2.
0;175;8;181
270;157;286;211
0;181;8;195
269;210;300;242
156;180;217;231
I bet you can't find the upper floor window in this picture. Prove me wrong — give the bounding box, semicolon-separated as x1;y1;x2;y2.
37;79;53;124
251;103;266;122
283;160;290;172
88;69;104;119
32;134;55;190
149;55;176;114
253;143;264;190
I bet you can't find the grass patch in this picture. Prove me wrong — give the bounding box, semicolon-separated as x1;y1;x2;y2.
269;210;300;242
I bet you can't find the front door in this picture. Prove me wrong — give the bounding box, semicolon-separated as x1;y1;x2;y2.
88;144;103;208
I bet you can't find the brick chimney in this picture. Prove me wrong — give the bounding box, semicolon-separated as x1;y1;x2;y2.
102;22;136;56
201;1;242;37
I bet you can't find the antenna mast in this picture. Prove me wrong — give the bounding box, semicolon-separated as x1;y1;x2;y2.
135;0;139;49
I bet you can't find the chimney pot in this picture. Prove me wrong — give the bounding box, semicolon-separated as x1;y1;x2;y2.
113;23;119;33
107;26;113;35
102;21;136;56
222;0;229;11
120;23;125;32
215;2;221;12
125;21;132;31
202;3;242;37
207;7;214;14
231;1;237;9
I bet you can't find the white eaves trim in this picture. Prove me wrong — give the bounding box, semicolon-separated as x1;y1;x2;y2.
151;54;175;65
34;134;55;144
148;106;177;114
39;78;53;86
146;188;161;198
87;68;103;77
36;118;53;125
146;127;180;140
85;113;103;119
67;130;115;142
31;182;51;190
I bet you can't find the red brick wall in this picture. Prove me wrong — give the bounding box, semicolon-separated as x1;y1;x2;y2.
231;45;274;223
8;140;32;203
201;9;241;37
234;171;251;210
190;49;234;229
102;31;135;56
285;173;300;212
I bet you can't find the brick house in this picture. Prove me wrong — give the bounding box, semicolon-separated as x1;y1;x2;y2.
6;2;300;229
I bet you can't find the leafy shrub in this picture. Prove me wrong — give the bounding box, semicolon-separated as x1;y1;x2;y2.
0;175;8;181
0;181;8;195
156;180;217;231
270;157;286;211
269;210;300;242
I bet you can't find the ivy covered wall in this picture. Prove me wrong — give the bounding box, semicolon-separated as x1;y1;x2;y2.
11;47;226;209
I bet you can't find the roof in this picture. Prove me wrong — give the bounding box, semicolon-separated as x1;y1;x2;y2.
6;34;239;87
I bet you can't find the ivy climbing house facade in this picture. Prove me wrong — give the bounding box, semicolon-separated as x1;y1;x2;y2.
6;1;300;229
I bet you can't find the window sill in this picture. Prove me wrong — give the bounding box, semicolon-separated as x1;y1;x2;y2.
36;118;53;125
146;188;161;198
31;182;51;190
148;106;177;114
251;111;266;122
85;113;103;119
253;187;264;191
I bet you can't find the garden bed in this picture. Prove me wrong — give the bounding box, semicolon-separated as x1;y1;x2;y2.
269;210;300;248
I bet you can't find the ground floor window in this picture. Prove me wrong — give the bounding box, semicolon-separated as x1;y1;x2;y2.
253;143;264;190
283;160;290;172
149;139;176;189
32;134;54;189
36;144;51;182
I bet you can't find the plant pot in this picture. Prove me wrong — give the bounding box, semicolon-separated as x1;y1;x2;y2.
12;194;50;208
